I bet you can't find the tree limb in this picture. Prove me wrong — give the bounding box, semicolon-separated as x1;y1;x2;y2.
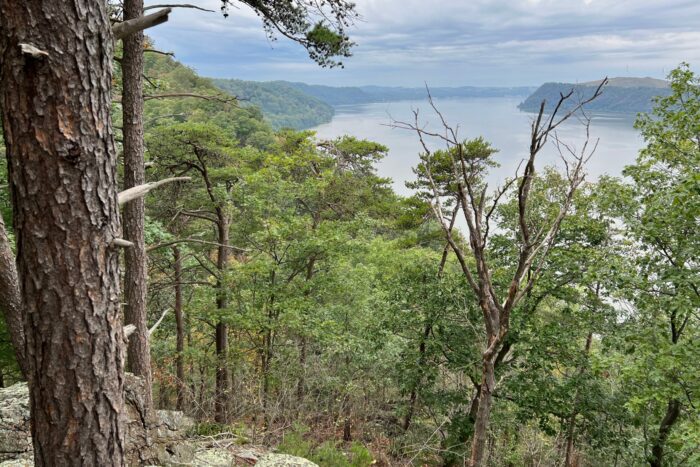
112;8;172;40
144;48;174;57
146;237;247;253
118;176;191;206
144;3;215;12
143;93;238;104
149;309;170;336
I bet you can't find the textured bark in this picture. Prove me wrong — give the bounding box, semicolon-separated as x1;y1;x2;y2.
173;246;186;410
0;214;26;375
0;1;126;465
214;212;230;423
122;0;153;410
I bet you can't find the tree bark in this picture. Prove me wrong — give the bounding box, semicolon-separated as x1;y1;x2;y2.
469;336;499;467
0;214;26;375
214;212;230;423
173;246;186;410
0;1;126;465
122;0;153;410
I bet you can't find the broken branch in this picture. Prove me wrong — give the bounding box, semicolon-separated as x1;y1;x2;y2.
118;177;191;206
149;309;170;336
113;8;172;40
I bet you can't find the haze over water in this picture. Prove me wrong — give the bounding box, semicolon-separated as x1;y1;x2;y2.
313;97;644;196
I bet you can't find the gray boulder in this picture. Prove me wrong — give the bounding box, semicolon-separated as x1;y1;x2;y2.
256;454;319;467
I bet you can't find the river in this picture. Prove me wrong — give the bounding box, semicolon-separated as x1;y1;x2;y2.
312;97;644;196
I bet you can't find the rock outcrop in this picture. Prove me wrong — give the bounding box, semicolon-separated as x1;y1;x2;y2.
0;383;31;462
0;375;194;466
0;376;318;466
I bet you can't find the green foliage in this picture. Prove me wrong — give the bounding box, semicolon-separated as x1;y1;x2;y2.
277;425;373;467
223;0;357;67
127;55;699;467
613;63;700;464
138;50;275;149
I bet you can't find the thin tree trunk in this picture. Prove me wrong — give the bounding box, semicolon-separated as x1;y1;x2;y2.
297;256;316;403
262;271;276;432
173;246;186;410
564;332;594;466
403;322;432;431
214;212;230;423
0;1;125;464
297;335;307;402
122;0;153;409
342;353;353;442
649;399;681;467
469;337;499;467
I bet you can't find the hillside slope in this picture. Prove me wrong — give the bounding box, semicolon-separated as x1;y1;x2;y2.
519;77;671;114
212;79;334;129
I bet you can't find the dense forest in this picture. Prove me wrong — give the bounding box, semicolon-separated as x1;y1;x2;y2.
0;2;698;467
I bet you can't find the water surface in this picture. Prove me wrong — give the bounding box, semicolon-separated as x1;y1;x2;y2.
313;97;643;196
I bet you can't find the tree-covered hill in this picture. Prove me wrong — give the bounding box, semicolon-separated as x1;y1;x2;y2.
136;54;333;132
211;78;335;130
519;77;672;114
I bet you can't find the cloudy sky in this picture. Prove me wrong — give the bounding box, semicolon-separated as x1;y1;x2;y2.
146;0;700;87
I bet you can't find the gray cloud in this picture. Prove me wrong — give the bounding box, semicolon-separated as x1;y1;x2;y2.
146;0;700;86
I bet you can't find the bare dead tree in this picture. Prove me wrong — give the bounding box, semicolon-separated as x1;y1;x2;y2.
392;79;607;466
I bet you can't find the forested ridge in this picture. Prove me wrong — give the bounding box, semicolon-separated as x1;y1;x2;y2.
0;2;698;467
519;77;674;114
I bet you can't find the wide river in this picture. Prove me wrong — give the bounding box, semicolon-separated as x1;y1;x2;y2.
312;97;643;196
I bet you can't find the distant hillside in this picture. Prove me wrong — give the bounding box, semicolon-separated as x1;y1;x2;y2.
212;79;334;130
139;54;275;148
210;78;534;128
283;82;535;106
519;77;671;114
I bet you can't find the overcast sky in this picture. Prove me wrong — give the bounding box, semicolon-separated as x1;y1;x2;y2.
146;0;700;87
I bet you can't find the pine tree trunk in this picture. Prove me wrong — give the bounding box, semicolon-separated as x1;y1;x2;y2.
174;246;186;410
0;1;126;464
122;0;153;409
